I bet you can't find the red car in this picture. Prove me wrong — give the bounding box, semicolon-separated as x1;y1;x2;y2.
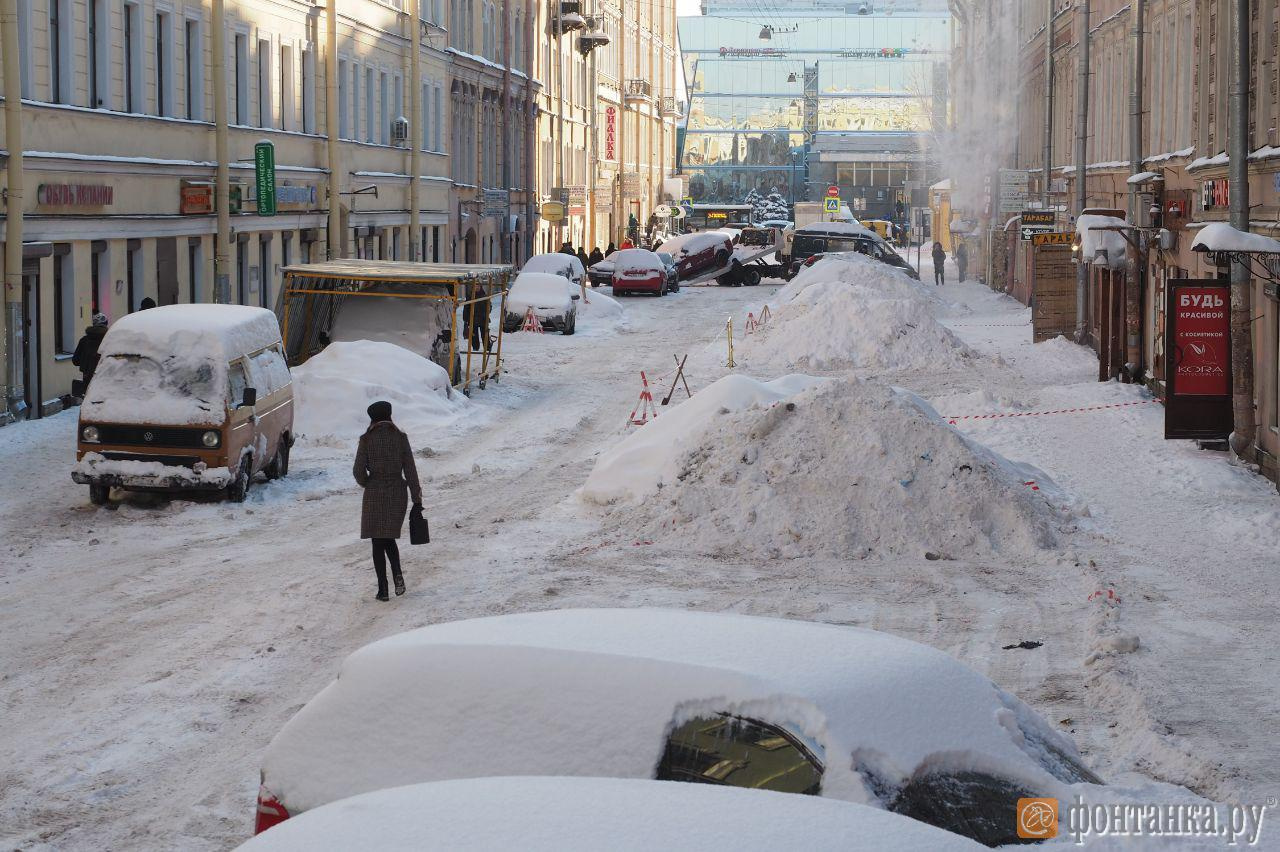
611;249;670;297
659;232;733;280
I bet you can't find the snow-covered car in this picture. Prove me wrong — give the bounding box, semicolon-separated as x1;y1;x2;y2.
73;305;294;505
660;231;734;280
242;776;983;851
254;608;1103;846
790;235;919;281
655;252;681;292
501;272;580;334
759;219;794;230
521;252;585;287
715;226;743;245
586;258;615;288
610;248;671;297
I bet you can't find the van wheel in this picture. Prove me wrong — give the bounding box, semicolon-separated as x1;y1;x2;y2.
89;483;110;506
228;456;252;503
266;438;290;479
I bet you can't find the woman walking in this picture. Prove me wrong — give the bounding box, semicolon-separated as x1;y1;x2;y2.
931;241;946;286
353;401;422;601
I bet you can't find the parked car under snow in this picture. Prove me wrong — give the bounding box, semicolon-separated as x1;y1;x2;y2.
253;608;1104;846
242;776;984;851
521;252;586;287
501;272;580;334
611;249;674;297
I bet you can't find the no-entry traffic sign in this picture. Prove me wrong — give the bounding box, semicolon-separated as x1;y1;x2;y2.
826;185;839;198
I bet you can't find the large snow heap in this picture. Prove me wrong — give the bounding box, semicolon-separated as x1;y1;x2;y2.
742;253;975;373
583;375;1062;560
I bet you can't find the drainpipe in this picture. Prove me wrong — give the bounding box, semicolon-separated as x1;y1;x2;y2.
409;0;421;260
212;0;231;301
1124;0;1144;381
1228;0;1255;457
2;0;24;413
1042;0;1053;208
325;0;342;258
524;0;534;260
588;33;599;249
1073;0;1090;343
500;0;511;261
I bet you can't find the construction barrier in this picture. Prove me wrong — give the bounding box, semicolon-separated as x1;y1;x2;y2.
628;371;658;426
745;312;759;335
521;307;544;333
946;399;1154;425
726;317;735;368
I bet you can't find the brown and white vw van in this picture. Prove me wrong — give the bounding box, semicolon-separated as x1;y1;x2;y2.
72;304;294;504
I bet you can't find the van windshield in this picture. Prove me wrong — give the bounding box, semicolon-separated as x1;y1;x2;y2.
82;353;224;426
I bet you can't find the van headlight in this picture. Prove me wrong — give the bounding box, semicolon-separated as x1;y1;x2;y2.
81;425;100;443
201;430;221;448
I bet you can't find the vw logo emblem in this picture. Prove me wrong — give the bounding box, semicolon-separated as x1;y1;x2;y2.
143;431;154;442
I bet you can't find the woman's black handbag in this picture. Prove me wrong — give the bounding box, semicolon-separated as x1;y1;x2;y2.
409;507;430;545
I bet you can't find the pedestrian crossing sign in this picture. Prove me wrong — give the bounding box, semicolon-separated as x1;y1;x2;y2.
823;198;840;213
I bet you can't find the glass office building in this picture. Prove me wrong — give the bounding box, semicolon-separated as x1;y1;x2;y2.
677;1;949;219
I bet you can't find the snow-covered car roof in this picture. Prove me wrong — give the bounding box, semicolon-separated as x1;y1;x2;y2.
522;252;585;278
660;231;731;256
97;304;281;363
506;273;575;313
795;221;882;241
239;777;984;852
261;608;1095;817
610;248;665;273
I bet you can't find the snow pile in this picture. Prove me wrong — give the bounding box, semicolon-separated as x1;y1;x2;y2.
582;374;828;504
1191;222;1280;254
1075;214;1129;269
587;376;1061;560
291;340;465;444
83;304;282;426
743;254;973;373
237;777;986;852
577;288;624;322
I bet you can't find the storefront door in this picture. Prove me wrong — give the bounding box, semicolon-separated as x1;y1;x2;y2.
21;262;42;418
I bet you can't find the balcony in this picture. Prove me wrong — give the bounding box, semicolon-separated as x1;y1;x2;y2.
624;79;652;103
558;0;585;33
660;96;680;118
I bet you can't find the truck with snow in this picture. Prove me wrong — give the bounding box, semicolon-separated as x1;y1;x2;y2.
792;201;857;231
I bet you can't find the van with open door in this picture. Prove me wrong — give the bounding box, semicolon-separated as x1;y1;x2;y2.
72;305;294;504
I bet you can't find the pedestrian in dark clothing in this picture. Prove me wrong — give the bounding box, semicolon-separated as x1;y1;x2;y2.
954;242;969;283
353;401;423;602
462;286;490;352
575;247;590;269
605;242;617;257
931;242;946;286
72;313;109;389
139;297;157;310
588;247;605;266
559;241;576;256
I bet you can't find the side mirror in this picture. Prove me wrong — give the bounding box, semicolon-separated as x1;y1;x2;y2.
571;293;581;301
240;387;258;408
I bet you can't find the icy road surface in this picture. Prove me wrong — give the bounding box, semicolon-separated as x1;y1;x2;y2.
2;262;1279;849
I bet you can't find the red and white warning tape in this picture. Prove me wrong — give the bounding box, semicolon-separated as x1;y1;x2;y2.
947;399;1154;425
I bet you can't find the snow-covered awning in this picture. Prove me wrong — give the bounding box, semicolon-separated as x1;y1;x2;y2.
1126;171;1161;185
1191;223;1280;254
1075;214;1129;269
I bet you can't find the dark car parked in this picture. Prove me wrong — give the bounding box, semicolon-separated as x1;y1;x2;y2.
789;234;919;280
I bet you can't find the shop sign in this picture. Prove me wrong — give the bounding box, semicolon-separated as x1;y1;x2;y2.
541;200;566;223
255;141;277;216
1164;279;1232;440
1200;178;1229;211
484;189;510;216
180;182;214;215
620;172;642;198
1020;210;1056;240
274;185;317;206
1163;190;1191;228
605;107;617;161
718;47;786;57
36;183;113;206
998;169;1030;214
565;185;588;216
1031;231;1073;246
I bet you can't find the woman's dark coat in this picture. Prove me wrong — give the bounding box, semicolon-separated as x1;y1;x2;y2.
353;421;423;539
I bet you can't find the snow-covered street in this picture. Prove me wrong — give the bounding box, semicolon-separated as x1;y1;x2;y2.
2;259;1279;849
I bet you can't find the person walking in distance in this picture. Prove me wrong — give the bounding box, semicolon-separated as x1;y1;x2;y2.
954;241;969;283
931;241;946;286
353;401;422;602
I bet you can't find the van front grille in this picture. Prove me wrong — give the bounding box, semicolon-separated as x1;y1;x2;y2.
94;425;209;449
100;451;202;468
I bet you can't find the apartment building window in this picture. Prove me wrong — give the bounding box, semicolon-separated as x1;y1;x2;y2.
433;84;443;151
481;3;491;58
301;48;316;133
258;237;272;308
421;82;430;150
53;253;74;355
236;241;249;304
234;33;249;124
185;19;204;120
394;74;403;133
156;11;174;116
281;44;296;131
380;72;390;144
352;62;362;141
512;13;522;70
365;68;376;143
338;59;350;138
48;0;71;103
258;38;273;128
189;241;204;303
89;0;109;107
122;3;140;110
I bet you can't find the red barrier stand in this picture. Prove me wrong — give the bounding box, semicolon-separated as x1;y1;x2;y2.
629;371;658;426
521;307;544;333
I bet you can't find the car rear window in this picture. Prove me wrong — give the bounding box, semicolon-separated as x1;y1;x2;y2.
656;714;822;796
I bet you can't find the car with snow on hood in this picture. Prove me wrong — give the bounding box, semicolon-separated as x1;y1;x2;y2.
73;304;293;505
521;252;586;287
611;249;673;297
789;225;919;281
241;776;984;851
253;608;1105;846
660;231;733;280
501;272;580;334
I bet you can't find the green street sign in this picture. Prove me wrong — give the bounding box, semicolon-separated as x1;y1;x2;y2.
255;141;277;216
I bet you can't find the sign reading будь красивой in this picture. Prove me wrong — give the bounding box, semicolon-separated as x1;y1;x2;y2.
1164;279;1232;440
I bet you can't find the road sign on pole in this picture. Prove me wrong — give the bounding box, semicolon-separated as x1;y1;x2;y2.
826;185;839;198
823;198;840;213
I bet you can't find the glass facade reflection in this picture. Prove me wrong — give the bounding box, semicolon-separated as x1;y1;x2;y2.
677;1;949;213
